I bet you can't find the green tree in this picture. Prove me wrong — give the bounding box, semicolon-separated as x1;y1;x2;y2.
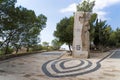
0;0;47;54
0;0;17;54
51;39;62;50
89;13;97;48
54;16;74;53
42;42;49;50
20;12;47;52
93;20;112;50
42;42;49;47
31;44;43;51
108;31;117;47
115;28;120;47
77;0;95;12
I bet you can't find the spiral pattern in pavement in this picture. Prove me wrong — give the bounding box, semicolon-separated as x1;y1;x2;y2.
42;59;101;78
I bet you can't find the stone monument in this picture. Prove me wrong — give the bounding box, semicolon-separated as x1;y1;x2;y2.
73;11;91;58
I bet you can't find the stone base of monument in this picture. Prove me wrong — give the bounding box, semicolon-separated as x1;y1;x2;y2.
73;51;88;59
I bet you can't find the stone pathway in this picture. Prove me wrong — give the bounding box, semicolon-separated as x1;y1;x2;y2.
0;50;120;80
42;49;120;80
110;50;120;58
0;51;64;80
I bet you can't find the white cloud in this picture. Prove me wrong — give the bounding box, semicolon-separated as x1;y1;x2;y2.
93;0;120;20
60;3;77;13
60;0;120;20
94;0;120;10
94;11;107;20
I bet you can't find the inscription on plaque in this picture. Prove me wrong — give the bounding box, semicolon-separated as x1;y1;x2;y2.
76;45;80;50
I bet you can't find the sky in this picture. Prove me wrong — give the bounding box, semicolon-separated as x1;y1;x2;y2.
16;0;120;48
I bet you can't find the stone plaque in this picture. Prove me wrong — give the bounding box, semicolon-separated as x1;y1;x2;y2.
76;45;80;50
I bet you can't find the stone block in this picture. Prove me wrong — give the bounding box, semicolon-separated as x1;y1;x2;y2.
73;11;91;58
73;51;88;59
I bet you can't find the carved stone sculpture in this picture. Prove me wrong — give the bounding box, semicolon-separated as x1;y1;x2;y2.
73;11;91;58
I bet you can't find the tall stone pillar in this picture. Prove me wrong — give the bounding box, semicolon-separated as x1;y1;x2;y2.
73;11;91;58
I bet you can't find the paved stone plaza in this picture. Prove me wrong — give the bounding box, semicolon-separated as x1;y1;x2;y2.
0;50;120;80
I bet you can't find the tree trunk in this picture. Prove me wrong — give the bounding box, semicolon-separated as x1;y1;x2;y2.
16;47;19;54
68;44;72;56
4;40;11;55
26;47;29;52
5;44;9;54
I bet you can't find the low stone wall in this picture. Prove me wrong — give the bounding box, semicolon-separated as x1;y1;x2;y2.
0;51;44;61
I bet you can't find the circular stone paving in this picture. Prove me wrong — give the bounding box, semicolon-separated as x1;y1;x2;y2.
42;51;115;78
42;59;101;78
63;59;82;68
